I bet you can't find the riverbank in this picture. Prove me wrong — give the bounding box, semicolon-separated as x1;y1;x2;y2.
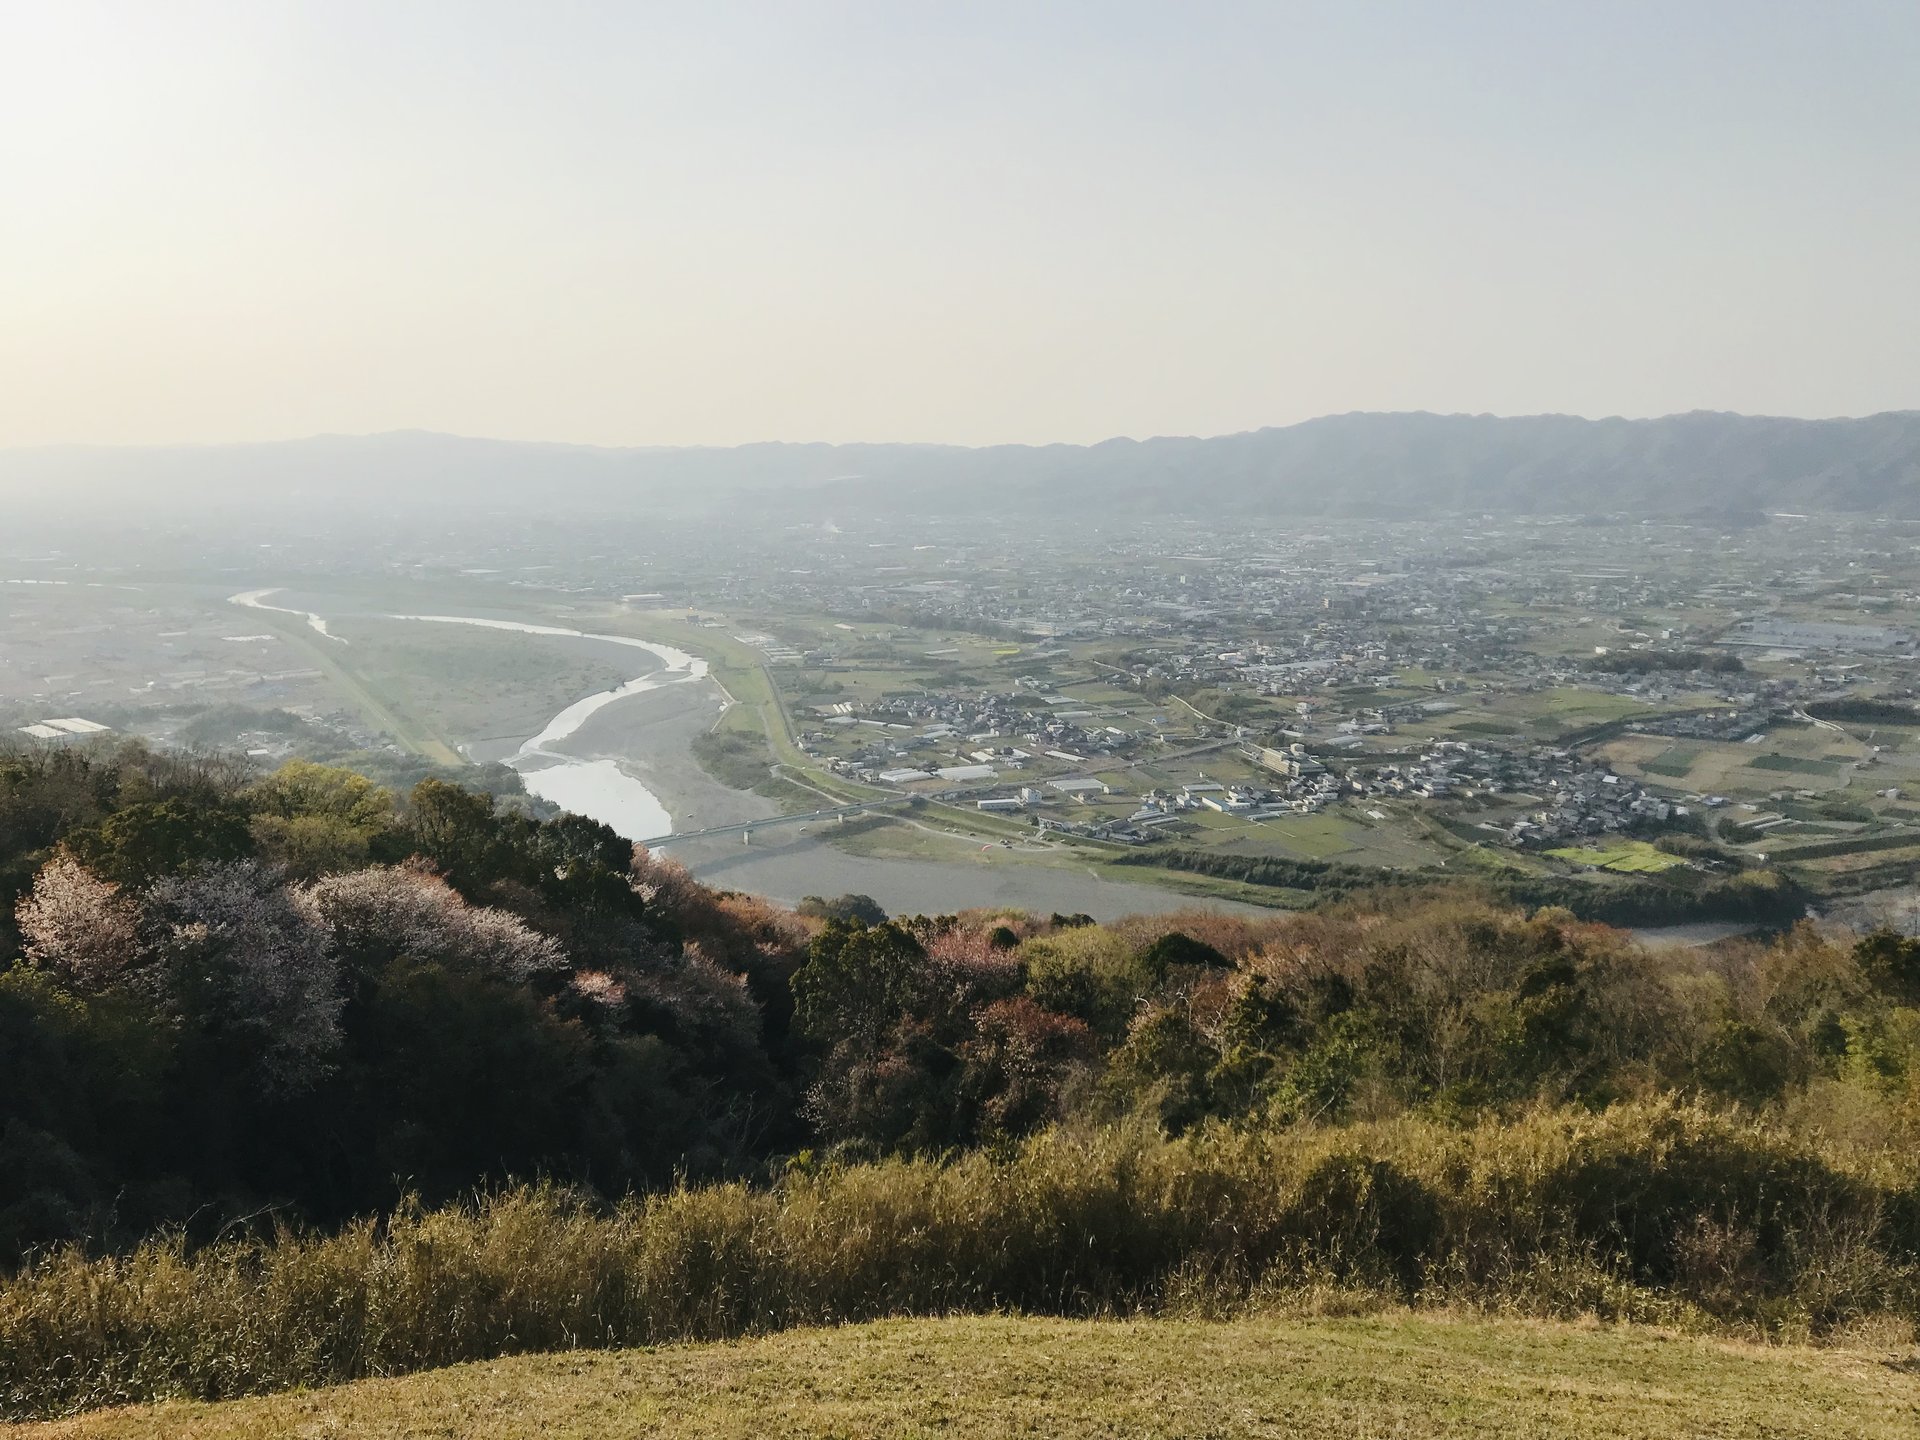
570;681;1269;918
540;669;774;839
378;615;707;842
671;820;1274;919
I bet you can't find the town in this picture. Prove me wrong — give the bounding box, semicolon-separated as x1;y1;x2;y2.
6;507;1920;919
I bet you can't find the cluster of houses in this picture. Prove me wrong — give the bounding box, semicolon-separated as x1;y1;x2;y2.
1632;702;1789;742
1327;739;1678;844
808;688;1151;789
804;676;1688;851
1465;761;1680;844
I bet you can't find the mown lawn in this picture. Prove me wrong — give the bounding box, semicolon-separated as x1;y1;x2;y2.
14;1313;1918;1439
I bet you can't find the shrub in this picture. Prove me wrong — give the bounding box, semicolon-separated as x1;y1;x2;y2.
4;1100;1915;1419
796;894;888;926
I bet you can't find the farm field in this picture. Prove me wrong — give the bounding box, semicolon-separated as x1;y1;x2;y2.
1780;841;1920;876
1598;729;1868;801
18;1313;1919;1440
1410;687;1715;745
1545;838;1687;873
1504;687;1652;729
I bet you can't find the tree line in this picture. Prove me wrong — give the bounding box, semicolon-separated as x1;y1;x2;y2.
3;742;1917;1276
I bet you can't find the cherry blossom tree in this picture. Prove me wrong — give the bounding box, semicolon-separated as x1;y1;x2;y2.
300;860;564;982
14;853;142;991
144;861;342;1094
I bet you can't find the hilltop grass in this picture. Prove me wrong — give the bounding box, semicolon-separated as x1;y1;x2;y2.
13;1312;1920;1439
7;1104;1920;1422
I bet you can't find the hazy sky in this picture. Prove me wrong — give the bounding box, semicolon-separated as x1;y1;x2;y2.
3;1;1917;448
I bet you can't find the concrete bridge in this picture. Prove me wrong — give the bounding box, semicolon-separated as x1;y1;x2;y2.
637;795;913;847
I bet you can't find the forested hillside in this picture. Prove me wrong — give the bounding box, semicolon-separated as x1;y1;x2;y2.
4;743;1920;1418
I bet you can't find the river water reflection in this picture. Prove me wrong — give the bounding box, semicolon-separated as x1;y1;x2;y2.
388;614;702;843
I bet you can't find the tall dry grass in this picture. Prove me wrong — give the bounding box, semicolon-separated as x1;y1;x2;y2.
4;1098;1917;1419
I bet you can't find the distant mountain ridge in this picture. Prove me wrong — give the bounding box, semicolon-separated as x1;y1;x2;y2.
5;410;1918;521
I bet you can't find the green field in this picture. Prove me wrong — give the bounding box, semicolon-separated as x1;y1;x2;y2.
1748;753;1846;777
1641;746;1700;777
20;1314;1917;1439
1176;808;1356;856
1513;689;1649;727
1546;839;1687;873
1598;730;1866;801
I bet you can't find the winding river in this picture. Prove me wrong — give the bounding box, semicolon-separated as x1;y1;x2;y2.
387;615;705;842
228;596;699;843
229;588;349;643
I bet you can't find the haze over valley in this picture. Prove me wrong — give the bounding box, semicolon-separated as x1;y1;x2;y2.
7;408;1920;525
8;472;1920;933
8;4;1920;1434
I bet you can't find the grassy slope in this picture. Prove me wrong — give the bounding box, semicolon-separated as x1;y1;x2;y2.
15;1314;1919;1439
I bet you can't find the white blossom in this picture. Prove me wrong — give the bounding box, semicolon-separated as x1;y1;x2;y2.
15;853;143;990
300;861;564;981
145;862;342;1093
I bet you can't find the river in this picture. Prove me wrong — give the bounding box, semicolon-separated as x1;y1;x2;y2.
384;614;706;842
227;596;1268;919
228;587;349;643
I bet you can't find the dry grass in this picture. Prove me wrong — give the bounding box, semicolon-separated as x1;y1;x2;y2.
12;1312;1920;1439
5;1103;1916;1421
